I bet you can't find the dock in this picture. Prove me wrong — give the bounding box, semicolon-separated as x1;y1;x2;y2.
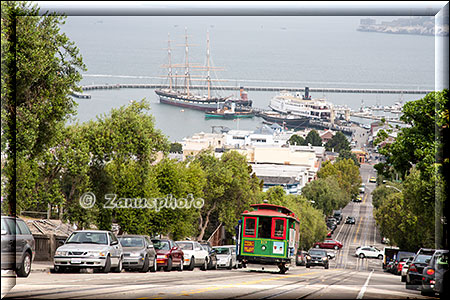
74;83;432;97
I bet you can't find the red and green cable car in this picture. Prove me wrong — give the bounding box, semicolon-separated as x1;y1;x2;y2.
236;203;300;274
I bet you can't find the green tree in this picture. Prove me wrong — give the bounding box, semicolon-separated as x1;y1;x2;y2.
317;159;362;200
305;130;323;146
2;1;86;215
338;149;360;167
288;134;306;146
301;175;347;216
324;131;350;153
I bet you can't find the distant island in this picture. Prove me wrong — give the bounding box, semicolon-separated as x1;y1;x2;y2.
357;16;449;37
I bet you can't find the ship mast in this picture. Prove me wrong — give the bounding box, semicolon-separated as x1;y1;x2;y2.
206;30;211;99
167;33;173;91
184;27;191;97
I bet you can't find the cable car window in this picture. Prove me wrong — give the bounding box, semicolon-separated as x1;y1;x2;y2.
271;218;286;239
257;217;271;239
243;217;257;237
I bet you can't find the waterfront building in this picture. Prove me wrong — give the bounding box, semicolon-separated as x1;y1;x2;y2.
181;132;225;160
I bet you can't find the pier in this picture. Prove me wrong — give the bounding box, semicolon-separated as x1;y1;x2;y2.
71;83;433;99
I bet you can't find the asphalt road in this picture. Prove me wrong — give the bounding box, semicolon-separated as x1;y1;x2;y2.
1;164;437;299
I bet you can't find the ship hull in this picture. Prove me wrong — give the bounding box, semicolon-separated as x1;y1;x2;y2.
257;112;310;128
205;112;254;119
156;90;226;111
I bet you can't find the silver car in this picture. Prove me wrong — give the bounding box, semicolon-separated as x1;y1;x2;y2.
53;230;123;273
213;245;237;269
118;235;157;272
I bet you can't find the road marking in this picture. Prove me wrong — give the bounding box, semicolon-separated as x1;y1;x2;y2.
138;270;325;299
357;270;373;299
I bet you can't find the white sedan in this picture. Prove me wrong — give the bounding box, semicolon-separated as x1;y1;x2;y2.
355;246;383;259
176;241;209;271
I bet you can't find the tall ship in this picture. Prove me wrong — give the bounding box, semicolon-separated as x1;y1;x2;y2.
155;29;252;111
269;87;333;121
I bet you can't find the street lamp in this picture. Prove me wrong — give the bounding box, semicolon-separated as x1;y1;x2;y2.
385;185;402;193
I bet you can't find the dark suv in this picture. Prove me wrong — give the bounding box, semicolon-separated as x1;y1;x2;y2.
406;248;435;290
306;249;329;269
1;216;36;277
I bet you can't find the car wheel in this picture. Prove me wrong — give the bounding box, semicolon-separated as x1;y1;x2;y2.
201;258;208;271
16;252;32;278
53;265;66;274
112;256;123;273
188;257;195;271
164;257;172;272
359;253;365;259
378;254;383;260
150;257;157;272
141;256;150;272
334;246;339;250
102;255;112;273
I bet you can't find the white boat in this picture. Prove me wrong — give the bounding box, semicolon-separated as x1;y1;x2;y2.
268;88;333;121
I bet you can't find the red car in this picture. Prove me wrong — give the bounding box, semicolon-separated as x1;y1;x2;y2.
313;239;343;250
151;239;184;271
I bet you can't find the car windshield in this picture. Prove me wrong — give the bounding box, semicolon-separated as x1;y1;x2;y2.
415;254;432;264
118;237;144;248
309;250;326;256
214;247;230;255
66;232;108;245
177;242;193;250
152;240;170;250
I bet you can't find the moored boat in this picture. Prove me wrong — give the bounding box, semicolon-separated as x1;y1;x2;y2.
256;110;310;129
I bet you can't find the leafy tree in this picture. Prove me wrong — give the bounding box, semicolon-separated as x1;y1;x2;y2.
2;1;86;215
305;130;323;146
338;149;360;167
375;90;448;180
288;134;306;146
194;150;262;240
169;142;183;153
317;159;362;200
300;175;347;216
324;131;350;153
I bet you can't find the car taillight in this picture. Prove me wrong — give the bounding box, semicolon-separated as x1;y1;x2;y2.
398;264;403;271
426;269;435;276
409;264;417;273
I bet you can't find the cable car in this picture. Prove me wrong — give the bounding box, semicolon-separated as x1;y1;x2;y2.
236;203;300;274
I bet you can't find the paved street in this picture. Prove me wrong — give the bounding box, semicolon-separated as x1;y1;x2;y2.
1;164;437;299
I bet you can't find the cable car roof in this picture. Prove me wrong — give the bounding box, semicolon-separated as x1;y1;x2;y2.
242;203;299;222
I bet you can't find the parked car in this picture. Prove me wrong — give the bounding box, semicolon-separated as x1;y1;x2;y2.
53;230;123;273
355;246;383;259
199;241;218;270
1;216;35;277
345;216;356;225
305;249;329;269
326;251;336;260
353;195;362;203
401;256;414;282
176;240;209;271
392;251;416;275
333;211;343;224
296;250;307;266
152;238;184;271
406;248;436;290
118;235;157;272
359;184;366;194
213;245;237;269
313;239;343;250
369;177;376;183
421;249;448;297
